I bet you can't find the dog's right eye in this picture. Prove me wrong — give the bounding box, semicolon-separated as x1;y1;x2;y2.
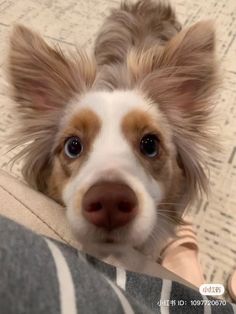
64;136;83;159
140;134;160;158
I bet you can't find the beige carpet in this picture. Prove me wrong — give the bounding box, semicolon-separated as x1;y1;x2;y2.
0;0;235;301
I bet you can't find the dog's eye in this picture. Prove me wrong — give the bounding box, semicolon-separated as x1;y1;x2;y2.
140;134;159;158
64;136;83;159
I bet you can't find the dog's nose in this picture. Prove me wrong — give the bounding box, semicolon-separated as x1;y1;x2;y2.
82;182;138;230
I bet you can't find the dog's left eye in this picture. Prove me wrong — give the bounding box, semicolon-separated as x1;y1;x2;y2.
64;136;83;159
140;134;159;158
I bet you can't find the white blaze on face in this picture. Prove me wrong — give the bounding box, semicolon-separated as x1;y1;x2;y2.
63;90;164;246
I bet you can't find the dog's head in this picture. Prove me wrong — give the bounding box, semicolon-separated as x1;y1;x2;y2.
8;23;218;256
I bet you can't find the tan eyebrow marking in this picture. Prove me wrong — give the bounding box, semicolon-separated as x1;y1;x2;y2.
48;108;101;202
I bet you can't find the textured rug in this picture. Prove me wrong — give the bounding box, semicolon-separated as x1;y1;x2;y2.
0;0;235;301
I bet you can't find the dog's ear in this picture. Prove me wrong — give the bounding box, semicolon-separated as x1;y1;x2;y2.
128;21;219;200
128;21;217;111
8;25;96;113
7;25;96;193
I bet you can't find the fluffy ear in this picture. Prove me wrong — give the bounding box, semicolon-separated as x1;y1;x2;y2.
7;25;96;192
128;21;219;200
8;25;96;112
128;21;217;110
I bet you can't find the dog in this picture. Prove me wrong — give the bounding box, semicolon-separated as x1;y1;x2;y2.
7;0;218;263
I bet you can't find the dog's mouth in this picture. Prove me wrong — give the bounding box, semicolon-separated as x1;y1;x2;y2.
101;230;123;244
98;229;126;245
104;238;115;243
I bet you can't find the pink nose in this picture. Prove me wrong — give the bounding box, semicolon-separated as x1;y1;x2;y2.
82;182;138;230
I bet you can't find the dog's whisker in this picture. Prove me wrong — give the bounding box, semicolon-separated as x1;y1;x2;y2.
158;202;185;206
157;211;185;224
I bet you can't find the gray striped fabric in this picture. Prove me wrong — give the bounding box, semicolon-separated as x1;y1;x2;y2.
0;215;235;314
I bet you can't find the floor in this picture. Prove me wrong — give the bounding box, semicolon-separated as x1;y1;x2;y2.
0;0;235;301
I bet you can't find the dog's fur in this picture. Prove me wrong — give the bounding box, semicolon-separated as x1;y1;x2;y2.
7;0;218;259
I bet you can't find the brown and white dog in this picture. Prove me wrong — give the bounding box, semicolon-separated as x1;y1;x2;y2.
7;0;218;262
